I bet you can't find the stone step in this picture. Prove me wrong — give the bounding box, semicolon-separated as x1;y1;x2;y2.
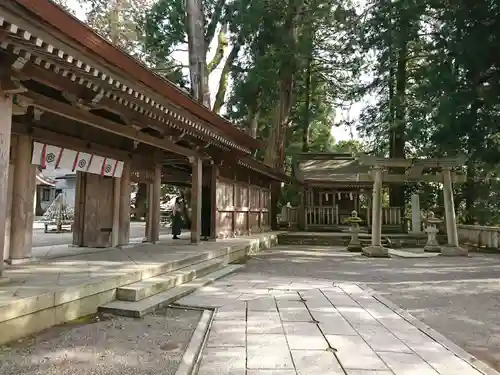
116;259;226;302
139;250;229;281
99;265;244;318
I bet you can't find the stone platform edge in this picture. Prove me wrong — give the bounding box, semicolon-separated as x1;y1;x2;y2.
359;284;500;375
0;233;278;345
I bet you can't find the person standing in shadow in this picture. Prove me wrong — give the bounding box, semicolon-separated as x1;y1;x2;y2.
172;197;183;239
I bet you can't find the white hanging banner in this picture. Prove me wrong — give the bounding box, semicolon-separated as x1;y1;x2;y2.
57;148;78;170
73;152;93;172
101;158;116;177
112;161;124;178
31;142;62;169
31;142;44;165
86;155;105;175
31;142;124;178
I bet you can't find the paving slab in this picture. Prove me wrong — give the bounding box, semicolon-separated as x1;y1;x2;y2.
179;274;497;375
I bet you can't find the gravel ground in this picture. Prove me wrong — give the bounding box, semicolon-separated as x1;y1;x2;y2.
241;245;500;371
0;307;201;375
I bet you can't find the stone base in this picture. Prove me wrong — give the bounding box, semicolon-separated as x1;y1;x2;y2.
347;243;363;252
5;257;32;265
362;246;390;258
424;245;441;253
441;245;468;257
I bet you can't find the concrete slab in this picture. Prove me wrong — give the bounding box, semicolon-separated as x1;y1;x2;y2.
247;334;294;370
291;350;344;374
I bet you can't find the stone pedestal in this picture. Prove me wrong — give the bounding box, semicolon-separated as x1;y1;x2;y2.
363;245;389;257
441;245;468;257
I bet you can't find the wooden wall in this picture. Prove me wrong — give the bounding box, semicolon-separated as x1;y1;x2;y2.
216;166;271;238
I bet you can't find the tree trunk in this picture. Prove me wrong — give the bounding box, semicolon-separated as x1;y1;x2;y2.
263;0;304;229
464;98;481;224
302;39;313;152
389;5;407;209
186;0;210;107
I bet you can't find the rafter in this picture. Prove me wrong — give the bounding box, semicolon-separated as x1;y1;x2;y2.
17;91;204;159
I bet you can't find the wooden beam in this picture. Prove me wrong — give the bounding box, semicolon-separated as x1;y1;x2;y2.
18;91;203;158
11;61;183;135
11;121;154;164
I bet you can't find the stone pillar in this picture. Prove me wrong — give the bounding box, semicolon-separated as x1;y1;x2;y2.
118;161;131;246
8;134;36;263
410;194;421;233
363;166;388;257
190;156;202;244
111;176;121;247
441;168;467;256
151;164;161;243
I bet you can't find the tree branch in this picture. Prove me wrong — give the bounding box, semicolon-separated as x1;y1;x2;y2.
204;0;226;53
212;42;241;113
207;27;228;74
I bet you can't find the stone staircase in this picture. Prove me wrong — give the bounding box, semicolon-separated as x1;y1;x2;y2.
277;232;424;248
99;253;243;318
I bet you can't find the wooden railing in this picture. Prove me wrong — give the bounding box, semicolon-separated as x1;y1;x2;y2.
367;207;403;226
457;224;500;249
306;206;339;226
279;206;298;227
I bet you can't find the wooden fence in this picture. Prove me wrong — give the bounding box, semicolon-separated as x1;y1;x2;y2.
216;178;270;238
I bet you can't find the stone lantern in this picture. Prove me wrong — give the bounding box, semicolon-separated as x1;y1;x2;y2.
345;210;363;252
423;211;442;252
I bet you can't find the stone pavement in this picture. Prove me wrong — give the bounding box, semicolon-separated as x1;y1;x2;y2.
176;274;494;375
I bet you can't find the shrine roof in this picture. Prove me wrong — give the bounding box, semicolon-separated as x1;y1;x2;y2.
295;153;370;182
1;0;262;152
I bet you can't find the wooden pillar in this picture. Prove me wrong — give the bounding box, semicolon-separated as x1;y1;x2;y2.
145;183;153;242
118;160;131;246
298;186;305;230
209;163;218;240
0;94;12;277
111;176;121;247
151;164;161;243
190;156;202;244
73;171;84;246
8;134;36;263
304;188;309;230
4;166;13;263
